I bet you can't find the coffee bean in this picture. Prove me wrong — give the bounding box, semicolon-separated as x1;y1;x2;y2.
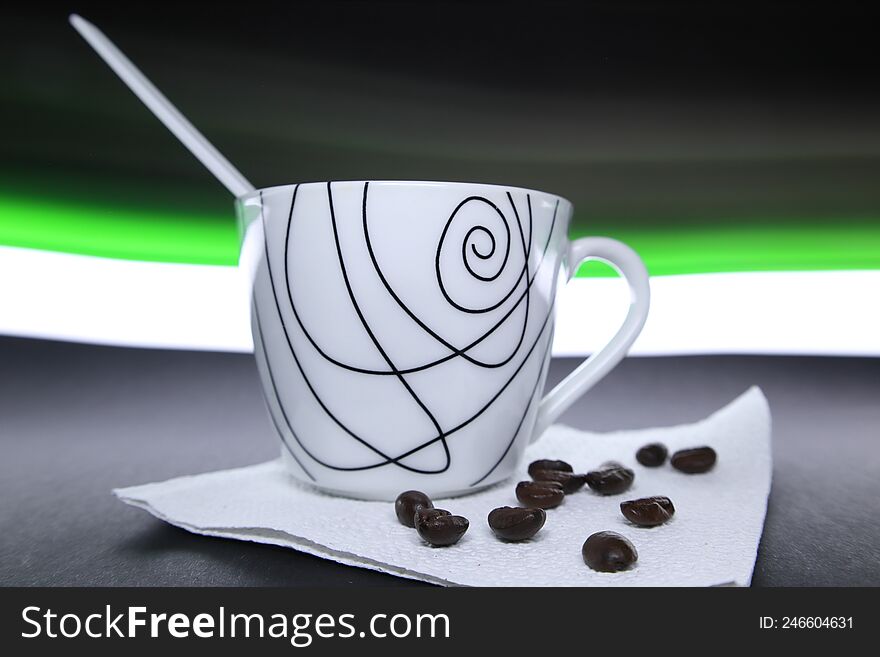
620;496;675;527
582;531;638;572
636;443;668;467
487;506;546;541
395;490;434;528
414;508;468;546
671;446;717;473
527;459;573;478
515;480;565;509
531;469;587;493
585;464;634;495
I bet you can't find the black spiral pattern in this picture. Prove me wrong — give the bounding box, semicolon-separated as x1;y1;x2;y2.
255;182;558;486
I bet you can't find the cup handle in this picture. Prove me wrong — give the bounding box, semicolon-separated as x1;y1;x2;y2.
531;237;650;440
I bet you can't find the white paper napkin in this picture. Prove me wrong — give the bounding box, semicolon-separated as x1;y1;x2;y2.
115;387;771;587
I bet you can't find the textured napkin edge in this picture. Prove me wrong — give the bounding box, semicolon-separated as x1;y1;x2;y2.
115;386;772;587
689;386;772;586
117;494;457;586
731;387;773;585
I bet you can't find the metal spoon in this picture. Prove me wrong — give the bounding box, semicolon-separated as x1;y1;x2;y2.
69;14;255;198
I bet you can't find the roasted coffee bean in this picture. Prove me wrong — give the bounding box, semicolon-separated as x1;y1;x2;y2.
620;496;675;527
487;506;546;541
395;490;434;528
582;531;638;572
636;443;668;467
531;469;588;494
527;459;573;478
515;480;565;509
414;508;468;546
671;446;717;473
585;463;634;495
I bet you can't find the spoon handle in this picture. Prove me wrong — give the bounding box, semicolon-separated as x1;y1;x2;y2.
69;14;255;198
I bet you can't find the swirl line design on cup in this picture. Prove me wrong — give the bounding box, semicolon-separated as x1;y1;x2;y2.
258;183;559;481
363;185;555;370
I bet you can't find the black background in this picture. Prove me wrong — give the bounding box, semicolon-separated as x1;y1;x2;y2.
3;1;880;223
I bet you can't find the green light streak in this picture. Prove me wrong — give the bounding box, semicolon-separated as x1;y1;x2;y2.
1;194;878;276
0;195;238;266
573;224;880;276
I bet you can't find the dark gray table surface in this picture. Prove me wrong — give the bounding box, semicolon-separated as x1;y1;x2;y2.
1;336;878;586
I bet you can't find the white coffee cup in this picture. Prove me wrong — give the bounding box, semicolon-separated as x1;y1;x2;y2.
237;181;649;500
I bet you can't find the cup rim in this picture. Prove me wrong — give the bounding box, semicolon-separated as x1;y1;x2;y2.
237;179;573;207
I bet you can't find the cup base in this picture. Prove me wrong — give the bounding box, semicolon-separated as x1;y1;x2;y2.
301;480;502;502
280;449;506;501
